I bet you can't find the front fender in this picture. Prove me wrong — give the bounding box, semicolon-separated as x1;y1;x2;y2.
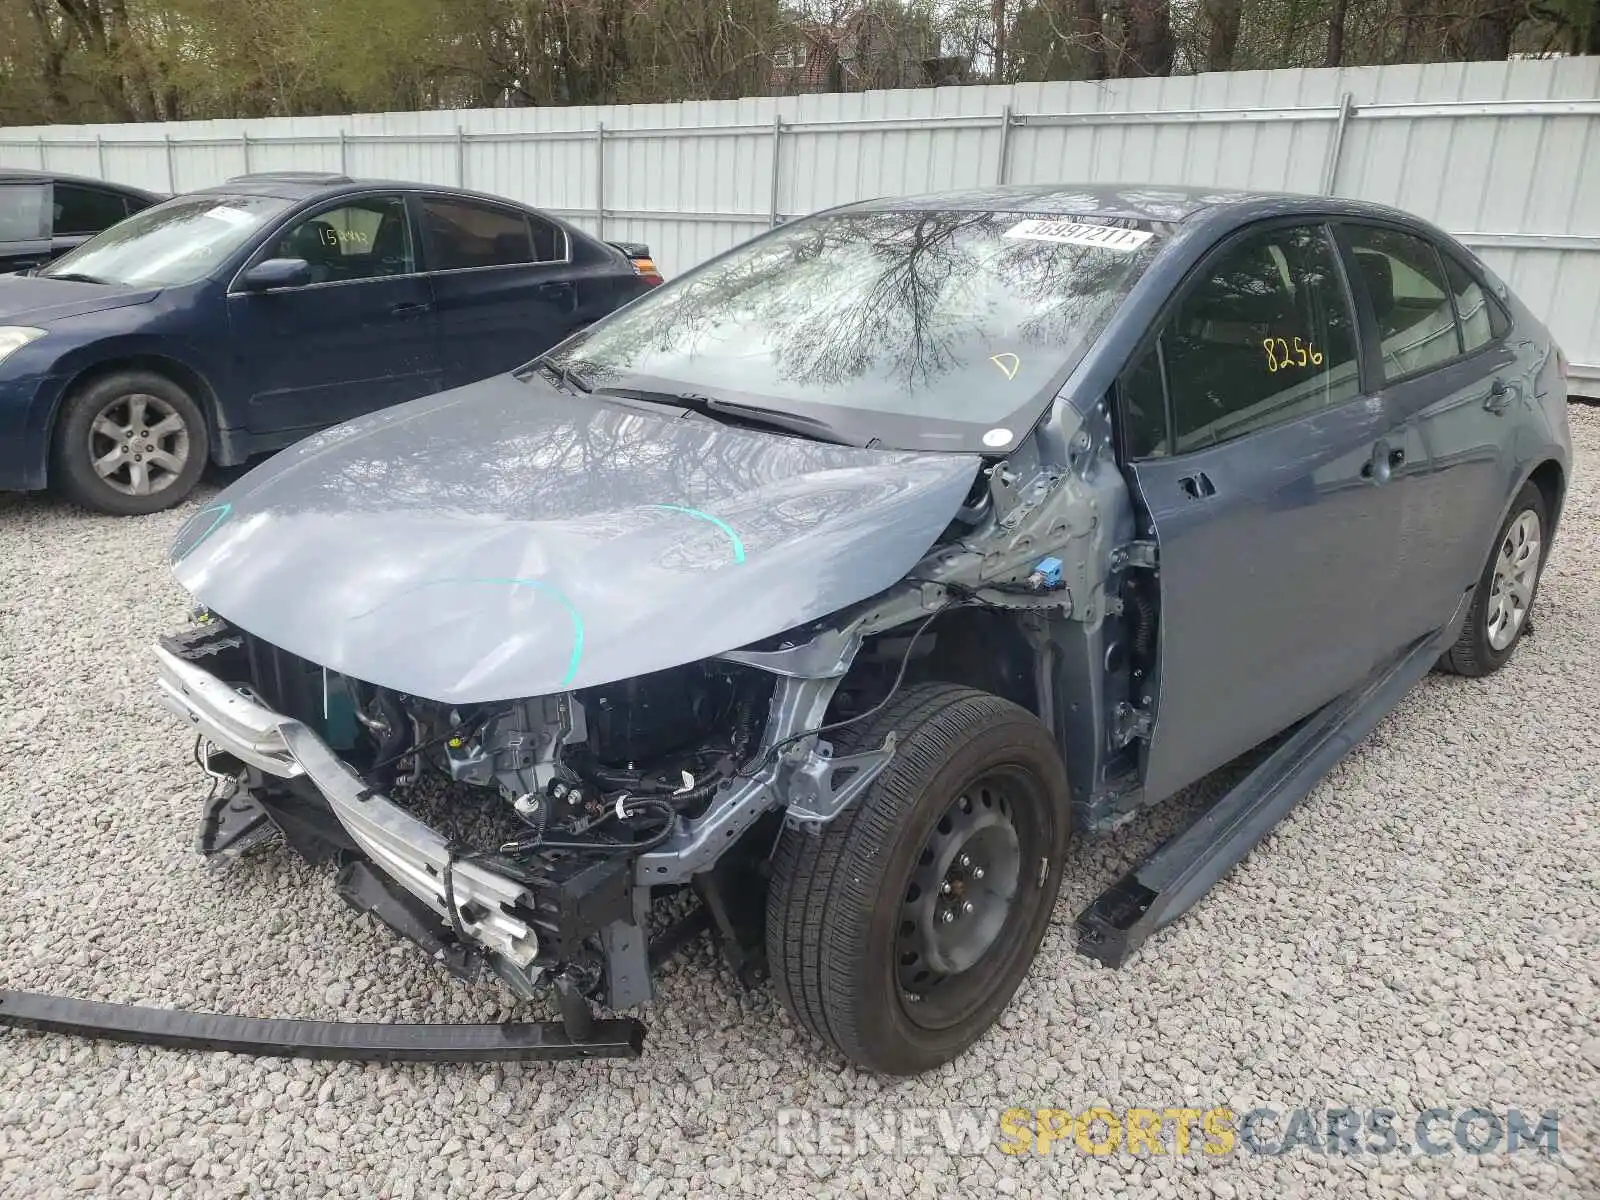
0;371;67;491
20;334;229;484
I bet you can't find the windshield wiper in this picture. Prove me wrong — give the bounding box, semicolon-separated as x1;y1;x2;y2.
524;358;593;395
43;271;110;285
592;386;855;445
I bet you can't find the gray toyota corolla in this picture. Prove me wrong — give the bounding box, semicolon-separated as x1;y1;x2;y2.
154;185;1572;1074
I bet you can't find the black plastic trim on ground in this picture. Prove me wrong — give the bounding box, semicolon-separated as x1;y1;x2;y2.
0;990;645;1062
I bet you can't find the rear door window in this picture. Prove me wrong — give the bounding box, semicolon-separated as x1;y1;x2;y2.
0;183;49;241
419;198;536;271
53;183;132;237
1341;226;1462;382
1161;223;1361;454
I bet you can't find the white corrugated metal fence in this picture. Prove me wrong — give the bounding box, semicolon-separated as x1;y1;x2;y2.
3;58;1598;393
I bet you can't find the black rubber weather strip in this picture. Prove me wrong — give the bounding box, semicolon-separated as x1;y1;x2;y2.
0;990;645;1062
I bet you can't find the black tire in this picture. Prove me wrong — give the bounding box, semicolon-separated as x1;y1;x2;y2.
1438;481;1550;677
51;369;207;515
766;683;1071;1075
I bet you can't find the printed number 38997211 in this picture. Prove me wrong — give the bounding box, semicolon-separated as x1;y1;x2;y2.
1263;336;1323;373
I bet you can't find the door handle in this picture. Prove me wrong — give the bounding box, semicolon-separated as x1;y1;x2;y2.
390;301;432;317
1361;442;1403;482
1484;378;1516;414
1178;471;1215;500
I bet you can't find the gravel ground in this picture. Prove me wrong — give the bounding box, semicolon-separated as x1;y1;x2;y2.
1;409;1596;1200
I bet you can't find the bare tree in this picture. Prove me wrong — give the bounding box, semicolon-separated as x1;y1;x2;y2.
1204;0;1244;69
0;0;1592;126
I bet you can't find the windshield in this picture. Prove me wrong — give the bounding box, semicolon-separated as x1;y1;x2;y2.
542;209;1159;449
40;193;290;287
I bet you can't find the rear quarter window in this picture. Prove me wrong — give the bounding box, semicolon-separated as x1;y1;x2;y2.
0;183;49;241
1442;253;1510;351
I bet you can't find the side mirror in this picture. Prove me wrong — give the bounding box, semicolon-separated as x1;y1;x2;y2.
239;258;311;291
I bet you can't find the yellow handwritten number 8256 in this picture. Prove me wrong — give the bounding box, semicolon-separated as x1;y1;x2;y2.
1262;336;1324;373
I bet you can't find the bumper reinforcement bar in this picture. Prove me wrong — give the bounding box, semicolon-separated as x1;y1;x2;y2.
0;990;645;1063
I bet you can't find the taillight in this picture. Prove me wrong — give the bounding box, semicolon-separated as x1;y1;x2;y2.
631;256;663;286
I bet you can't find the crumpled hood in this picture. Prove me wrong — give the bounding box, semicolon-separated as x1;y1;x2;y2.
0;276;159;324
171;374;981;703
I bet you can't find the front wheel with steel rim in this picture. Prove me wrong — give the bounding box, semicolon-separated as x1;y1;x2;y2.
766;683;1070;1075
1439;481;1551;677
52;369;208;515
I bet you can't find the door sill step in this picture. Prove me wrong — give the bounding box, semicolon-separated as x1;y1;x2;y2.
1075;622;1450;968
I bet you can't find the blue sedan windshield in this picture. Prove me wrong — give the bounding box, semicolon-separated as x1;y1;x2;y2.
40;194;290;288
546;209;1159;430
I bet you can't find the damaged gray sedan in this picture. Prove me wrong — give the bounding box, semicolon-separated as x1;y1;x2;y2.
156;185;1572;1075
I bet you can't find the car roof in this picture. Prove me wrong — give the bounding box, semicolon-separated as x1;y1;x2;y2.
189;172;392;201
189;173;550;212
0;167;163;200
837;183;1422;228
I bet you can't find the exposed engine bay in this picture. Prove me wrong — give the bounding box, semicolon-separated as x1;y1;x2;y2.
161;618;795;1003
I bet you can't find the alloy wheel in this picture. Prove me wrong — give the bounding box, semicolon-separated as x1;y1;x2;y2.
86;392;191;497
1486;509;1541;651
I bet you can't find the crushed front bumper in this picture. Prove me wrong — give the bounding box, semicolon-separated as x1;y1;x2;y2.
155;644;547;983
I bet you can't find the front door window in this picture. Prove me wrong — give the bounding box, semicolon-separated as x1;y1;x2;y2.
272;196;415;284
1163;223;1361;454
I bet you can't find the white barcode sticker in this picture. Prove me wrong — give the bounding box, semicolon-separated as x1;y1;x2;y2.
202;205;255;226
1003;218;1153;252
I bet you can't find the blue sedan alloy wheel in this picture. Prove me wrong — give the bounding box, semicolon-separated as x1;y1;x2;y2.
1439;481;1551;677
51;368;208;515
1486;509;1542;651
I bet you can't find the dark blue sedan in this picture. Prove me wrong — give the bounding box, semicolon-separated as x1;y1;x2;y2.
0;171;662;513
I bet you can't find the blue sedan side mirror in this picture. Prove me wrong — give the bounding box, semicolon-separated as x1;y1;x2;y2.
239;258;312;291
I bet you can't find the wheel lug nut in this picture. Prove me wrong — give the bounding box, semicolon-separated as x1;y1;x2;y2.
940;881;953;895
972;867;985;880
958;854;971;868
962;900;975;914
941;910;955;924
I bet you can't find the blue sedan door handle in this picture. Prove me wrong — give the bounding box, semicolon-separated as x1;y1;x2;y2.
390;301;432;318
